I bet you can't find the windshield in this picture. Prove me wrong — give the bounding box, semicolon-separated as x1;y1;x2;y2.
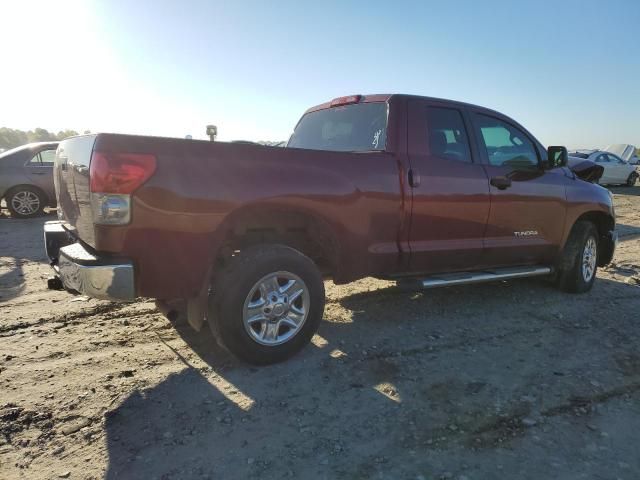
288;102;387;152
569;152;590;159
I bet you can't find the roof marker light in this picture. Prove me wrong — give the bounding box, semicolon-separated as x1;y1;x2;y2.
330;95;362;107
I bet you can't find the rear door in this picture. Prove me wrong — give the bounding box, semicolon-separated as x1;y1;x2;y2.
406;99;490;273
24;148;55;201
470;111;567;266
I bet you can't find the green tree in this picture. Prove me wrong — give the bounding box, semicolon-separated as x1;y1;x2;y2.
56;129;80;139
0;127;80;150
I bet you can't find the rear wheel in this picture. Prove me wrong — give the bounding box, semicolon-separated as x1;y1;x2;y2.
208;245;325;365
555;221;598;293
6;186;45;218
626;172;638;187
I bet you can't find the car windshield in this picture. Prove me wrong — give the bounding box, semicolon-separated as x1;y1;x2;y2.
287;102;388;152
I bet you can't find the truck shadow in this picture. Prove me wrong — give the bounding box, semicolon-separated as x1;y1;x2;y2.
0;214;54;303
104;274;640;479
610;185;640;196
617;223;640;242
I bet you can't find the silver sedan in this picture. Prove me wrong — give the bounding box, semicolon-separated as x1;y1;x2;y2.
0;142;58;218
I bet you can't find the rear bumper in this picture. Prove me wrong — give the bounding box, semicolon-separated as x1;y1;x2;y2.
598;229;618;266
44;221;135;301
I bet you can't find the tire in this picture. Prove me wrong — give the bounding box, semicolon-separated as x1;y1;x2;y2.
555;221;598;293
6;186;45;218
626;172;638;187
208;245;325;365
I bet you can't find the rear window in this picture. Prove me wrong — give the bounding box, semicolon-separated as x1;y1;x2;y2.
288;102;387;152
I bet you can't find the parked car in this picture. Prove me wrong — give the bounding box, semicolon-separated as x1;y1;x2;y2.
603;144;640;165
568;150;638;186
0;142;59;217
43;94;616;364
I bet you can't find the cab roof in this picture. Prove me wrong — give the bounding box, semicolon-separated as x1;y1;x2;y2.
304;93;506;118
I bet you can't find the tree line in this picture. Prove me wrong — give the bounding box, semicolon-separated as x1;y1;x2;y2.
0;127;89;151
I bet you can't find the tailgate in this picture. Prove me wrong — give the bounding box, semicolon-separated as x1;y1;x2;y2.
54;135;98;246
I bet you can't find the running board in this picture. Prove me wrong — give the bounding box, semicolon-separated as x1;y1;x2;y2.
397;266;552;290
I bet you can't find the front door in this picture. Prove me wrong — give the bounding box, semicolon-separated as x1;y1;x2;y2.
406;100;490;274
470;112;567;267
603;153;629;184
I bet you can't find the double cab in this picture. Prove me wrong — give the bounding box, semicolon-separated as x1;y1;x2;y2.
44;94;616;364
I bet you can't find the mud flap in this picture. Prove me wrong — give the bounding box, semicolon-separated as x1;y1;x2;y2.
185;272;212;331
186;294;207;331
598;230;618;266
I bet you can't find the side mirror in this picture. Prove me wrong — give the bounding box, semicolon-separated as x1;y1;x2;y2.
547;146;568;169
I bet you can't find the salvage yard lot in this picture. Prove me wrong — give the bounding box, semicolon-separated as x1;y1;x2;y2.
1;189;640;480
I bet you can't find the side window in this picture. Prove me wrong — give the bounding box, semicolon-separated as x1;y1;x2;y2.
39;149;56;165
28;153;42;165
606;154;622;164
427;107;472;163
475;114;539;168
595;154;609;163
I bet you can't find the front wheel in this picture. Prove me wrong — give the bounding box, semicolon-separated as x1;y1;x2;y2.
208;245;325;365
626;172;638;187
555;221;598;293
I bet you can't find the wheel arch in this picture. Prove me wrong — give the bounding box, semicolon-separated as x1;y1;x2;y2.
563;211;615;267
212;204;341;279
4;183;51;205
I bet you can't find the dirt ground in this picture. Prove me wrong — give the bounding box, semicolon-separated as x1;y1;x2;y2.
1;188;640;480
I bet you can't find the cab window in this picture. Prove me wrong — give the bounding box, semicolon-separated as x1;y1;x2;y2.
475;114;539;168
427;107;472;163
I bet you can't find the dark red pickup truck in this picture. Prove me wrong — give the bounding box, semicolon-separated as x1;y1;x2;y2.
44;94;616;364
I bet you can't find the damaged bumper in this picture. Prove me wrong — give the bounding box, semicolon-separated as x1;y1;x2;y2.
43;221;135;301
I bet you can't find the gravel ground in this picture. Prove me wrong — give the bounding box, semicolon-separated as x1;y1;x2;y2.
1;187;640;480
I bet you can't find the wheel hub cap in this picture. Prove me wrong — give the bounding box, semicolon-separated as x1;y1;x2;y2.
582;237;597;282
243;271;310;346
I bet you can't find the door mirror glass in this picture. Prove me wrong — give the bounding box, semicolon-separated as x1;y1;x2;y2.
547;146;567;168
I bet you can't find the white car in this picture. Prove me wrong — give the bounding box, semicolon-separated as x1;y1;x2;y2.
568;150;638;186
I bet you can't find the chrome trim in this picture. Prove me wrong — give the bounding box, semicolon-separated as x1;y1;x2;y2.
57;244;135;301
406;266;552;290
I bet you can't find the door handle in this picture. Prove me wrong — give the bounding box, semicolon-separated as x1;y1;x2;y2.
408;169;420;188
490;176;512;190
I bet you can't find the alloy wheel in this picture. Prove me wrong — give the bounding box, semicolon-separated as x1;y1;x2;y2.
242;271;310;346
11;190;41;216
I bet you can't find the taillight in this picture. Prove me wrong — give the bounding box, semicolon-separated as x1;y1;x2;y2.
89;152;156;225
90;152;156;194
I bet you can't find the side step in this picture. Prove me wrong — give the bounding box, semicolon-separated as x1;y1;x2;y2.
397;266;552;290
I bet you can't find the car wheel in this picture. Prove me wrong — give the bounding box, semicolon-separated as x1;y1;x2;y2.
208;244;325;365
6;186;45;218
626;172;638;187
555;221;598;293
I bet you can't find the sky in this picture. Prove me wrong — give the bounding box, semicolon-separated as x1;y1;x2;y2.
1;0;639;148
